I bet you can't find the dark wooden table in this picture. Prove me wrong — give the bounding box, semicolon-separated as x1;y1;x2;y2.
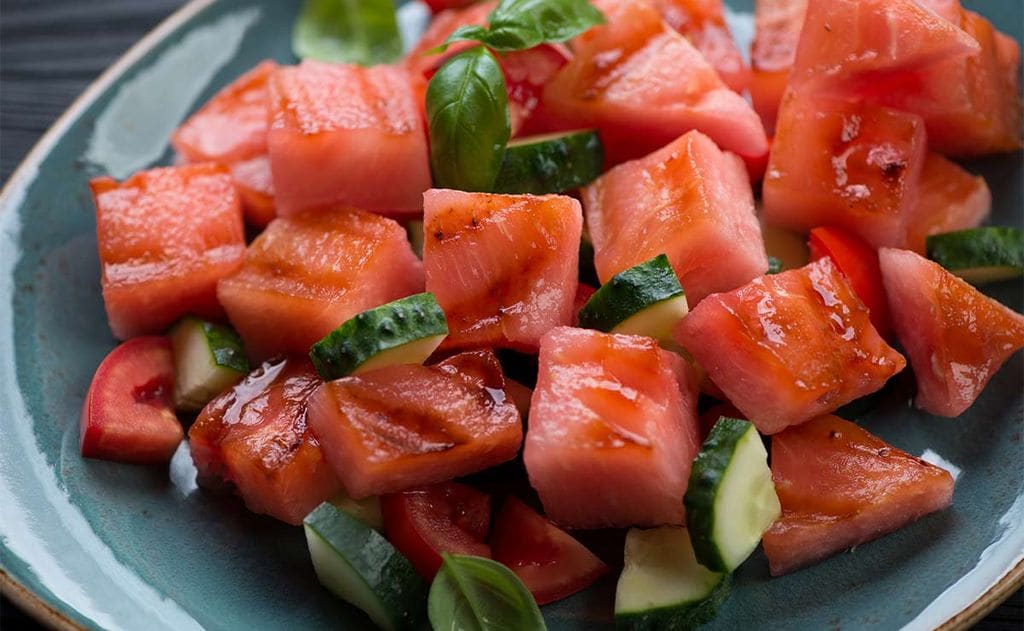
1;0;1021;629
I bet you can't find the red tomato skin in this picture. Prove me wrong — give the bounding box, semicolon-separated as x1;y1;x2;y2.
81;337;183;465
490;497;608;605
808;227;891;337
381;482;492;580
424;0;479;12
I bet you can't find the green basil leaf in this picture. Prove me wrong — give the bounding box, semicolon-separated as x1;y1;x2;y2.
426;47;511;192
446;0;604;52
428;554;546;631
293;0;402;65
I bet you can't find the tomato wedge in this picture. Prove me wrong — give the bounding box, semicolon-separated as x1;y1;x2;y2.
808;226;891;337
80;337;183;465
380;482;492;580
490;497;608;605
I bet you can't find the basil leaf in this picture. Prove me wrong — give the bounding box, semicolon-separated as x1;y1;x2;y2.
426;47;511;192
446;0;604;52
293;0;402;65
428;554;546;631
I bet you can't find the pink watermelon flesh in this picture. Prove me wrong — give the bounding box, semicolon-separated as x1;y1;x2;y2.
790;0;979;91
860;9;1022;158
675;258;906;435
583;130;767;305
524;327;701;529
904;153;991;254
423;189;582;353
879;248;1024;417
541;0;767;166
217;208;424;361
763;92;928;249
763;414;954;576
267;61;430;218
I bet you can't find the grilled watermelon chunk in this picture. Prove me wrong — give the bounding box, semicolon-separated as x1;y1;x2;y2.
267;61;430;218
763;415;954;576
789;0;979;91
879;248;1024;417
524;327;701;528
674;258;905;435
904;153;991;254
90;163;246;340
763;92;928;249
584;131;767;306
188;357;341;525
542;0;767;167
307;351;522;499
423;189;581;352
863;8;1022;157
217;208;423;361
172;61;278;227
630;0;750;93
172;60;276;165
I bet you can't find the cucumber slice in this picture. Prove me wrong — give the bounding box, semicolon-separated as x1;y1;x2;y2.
406;220;424;259
331;493;384;531
684;417;780;573
310;293;448;380
577;254;688;345
169;316;250;412
926;227;1023;285
304;502;426;631
493;130;604;194
615;526;731;631
767;256;784;274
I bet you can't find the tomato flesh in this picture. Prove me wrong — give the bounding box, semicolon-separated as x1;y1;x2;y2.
381;482;492;580
81;337;183;465
490;497;608;605
808;226;891;338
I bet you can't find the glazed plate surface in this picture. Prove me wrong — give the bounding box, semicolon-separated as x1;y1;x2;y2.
1;1;1021;629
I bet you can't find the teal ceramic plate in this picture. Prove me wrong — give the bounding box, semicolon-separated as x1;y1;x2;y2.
1;1;1022;629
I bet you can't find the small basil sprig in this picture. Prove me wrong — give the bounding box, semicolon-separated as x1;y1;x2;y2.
428;554;547;631
426;46;511;192
446;0;604;52
293;0;402;65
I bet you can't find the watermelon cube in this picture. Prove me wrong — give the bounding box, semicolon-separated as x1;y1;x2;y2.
189;357;340;525
879;248;1024;417
675;258;906;435
789;0;979;92
423;189;582;352
763;92;928;249
541;0;767;166
90;163;246;340
904;153;991;254
864;9;1022;157
267;61;431;218
630;0;750;93
172;60;277;165
524;327;701;528
763;415;954;576
306;351;522;499
217;207;424;360
172;60;278;226
583;130;767;306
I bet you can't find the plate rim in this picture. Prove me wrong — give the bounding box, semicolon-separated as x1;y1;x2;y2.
0;1;1020;629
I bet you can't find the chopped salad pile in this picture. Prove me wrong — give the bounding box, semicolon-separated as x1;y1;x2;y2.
80;0;1024;628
